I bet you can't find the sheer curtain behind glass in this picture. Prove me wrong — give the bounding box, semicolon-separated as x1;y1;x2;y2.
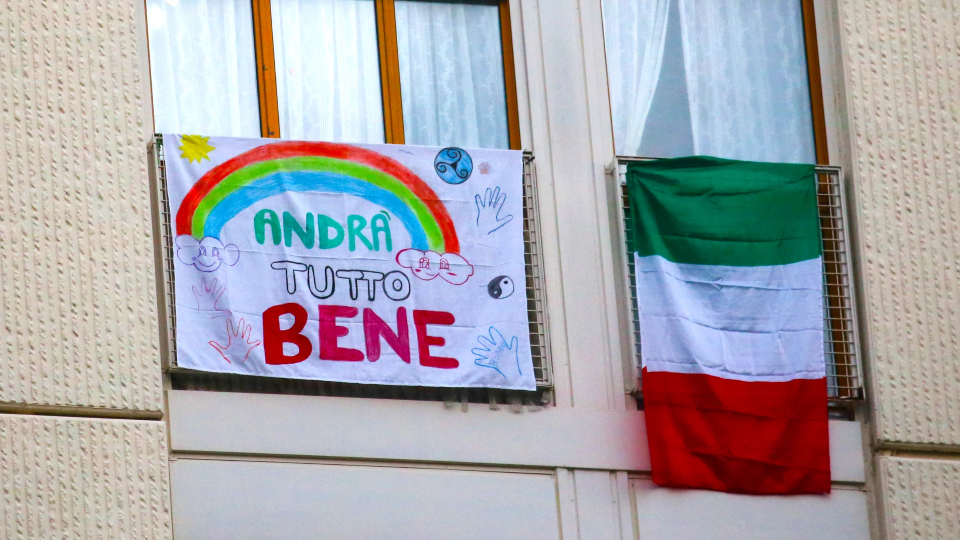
272;0;385;143
602;0;816;163
602;0;670;156
396;1;509;149
146;0;261;136
678;0;815;163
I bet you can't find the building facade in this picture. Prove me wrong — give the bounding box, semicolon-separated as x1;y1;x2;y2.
0;0;958;538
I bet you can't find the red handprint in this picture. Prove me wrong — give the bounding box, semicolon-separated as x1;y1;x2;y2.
209;318;262;364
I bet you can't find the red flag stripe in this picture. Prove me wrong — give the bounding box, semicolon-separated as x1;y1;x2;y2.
642;369;831;495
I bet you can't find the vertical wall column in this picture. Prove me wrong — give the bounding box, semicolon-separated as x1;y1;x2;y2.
836;1;960;538
0;0;171;537
517;0;628;410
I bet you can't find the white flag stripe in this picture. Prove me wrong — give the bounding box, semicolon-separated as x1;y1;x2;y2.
635;254;824;290
640;316;826;382
636;254;825;383
636;255;823;332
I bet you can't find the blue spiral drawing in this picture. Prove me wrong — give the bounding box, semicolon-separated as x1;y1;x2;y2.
434;147;473;184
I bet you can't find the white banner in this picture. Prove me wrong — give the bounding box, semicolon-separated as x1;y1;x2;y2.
165;135;534;390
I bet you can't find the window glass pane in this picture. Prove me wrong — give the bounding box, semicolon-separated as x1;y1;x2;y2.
146;0;261;137
603;0;816;164
396;0;509;149
272;0;385;143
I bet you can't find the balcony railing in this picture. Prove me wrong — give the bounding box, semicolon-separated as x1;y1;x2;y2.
615;157;864;401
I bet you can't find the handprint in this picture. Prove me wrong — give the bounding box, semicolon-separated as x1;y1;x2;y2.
191;276;230;317
475;186;514;235
209;318;261;364
472;327;521;378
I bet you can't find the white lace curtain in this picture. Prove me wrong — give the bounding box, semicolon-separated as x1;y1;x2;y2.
678;0;815;163
602;0;671;157
146;0;261;137
603;0;817;163
147;0;510;147
271;0;386;143
395;0;510;149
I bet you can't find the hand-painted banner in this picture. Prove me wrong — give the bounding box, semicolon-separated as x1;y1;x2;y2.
165;135;535;390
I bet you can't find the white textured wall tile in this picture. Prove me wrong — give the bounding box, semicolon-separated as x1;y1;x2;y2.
0;415;171;540
879;456;960;540
0;0;162;411
838;0;960;445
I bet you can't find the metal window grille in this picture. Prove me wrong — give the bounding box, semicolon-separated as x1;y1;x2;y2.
616;158;863;401
151;136;553;404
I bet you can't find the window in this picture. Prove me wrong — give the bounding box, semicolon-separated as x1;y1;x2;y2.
601;0;827;164
270;0;385;142
146;0;521;149
605;2;862;404
146;0;262;137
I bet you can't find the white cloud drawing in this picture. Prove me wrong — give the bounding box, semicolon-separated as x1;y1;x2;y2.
396;248;474;285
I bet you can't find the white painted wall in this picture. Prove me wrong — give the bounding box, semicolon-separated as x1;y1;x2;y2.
633;480;871;540
167;390;865;482
170;459;560;540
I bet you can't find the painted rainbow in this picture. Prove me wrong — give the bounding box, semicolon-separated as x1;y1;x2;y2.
175;140;460;253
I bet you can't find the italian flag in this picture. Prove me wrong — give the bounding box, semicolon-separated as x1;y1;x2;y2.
628;157;830;495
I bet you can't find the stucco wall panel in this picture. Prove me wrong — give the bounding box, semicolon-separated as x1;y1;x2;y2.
0;0;162;411
838;0;960;445
0;415;171;539
879;455;960;540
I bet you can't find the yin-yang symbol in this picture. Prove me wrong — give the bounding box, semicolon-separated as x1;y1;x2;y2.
487;275;515;299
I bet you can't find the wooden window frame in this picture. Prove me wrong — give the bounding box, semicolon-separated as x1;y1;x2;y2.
801;1;856;397
249;0;522;149
801;0;829;165
252;0;281;138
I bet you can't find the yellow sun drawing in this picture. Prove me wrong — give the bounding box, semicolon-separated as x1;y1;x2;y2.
179;135;216;163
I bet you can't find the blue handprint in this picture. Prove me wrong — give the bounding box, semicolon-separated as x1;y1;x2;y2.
472;327;521;378
475;186;514;235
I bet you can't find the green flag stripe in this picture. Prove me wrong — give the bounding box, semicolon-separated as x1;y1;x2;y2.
627;156;821;267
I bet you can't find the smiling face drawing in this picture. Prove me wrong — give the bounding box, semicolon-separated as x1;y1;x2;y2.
176;235;240;272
